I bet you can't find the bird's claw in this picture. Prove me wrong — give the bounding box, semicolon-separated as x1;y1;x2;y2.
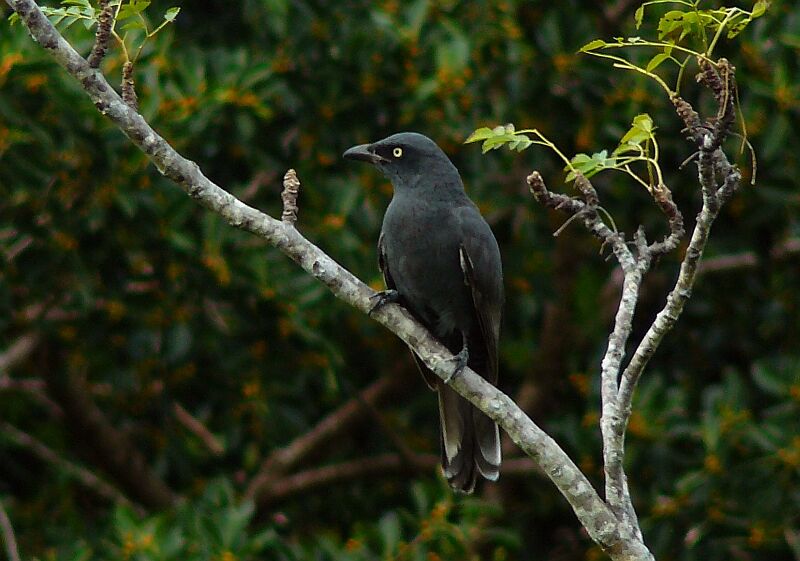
368;289;400;315
444;346;469;383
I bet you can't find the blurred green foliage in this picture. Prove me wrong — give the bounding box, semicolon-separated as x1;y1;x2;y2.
0;1;798;560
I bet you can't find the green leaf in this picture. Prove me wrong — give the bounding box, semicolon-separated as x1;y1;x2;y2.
658;10;687;40
646;52;670;72
62;15;80;29
120;19;146;31
465;127;495;143
616;114;655;154
118;0;151;21
752;0;769;18
480;134;514;153
164;6;180;22
511;138;533;152
570;153;593;166
634;5;644;28
632;113;654;132
579;39;606;52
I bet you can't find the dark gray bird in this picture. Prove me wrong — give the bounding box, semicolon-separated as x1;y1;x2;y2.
343;132;503;493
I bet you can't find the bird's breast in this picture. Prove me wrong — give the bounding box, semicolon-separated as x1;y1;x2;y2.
381;199;473;336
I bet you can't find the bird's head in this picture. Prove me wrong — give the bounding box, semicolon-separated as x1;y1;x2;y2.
343;132;461;192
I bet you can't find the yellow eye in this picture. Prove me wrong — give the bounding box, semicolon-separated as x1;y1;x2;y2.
392;147;403;158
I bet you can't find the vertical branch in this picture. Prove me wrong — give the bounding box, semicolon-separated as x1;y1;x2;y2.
600;261;645;530
281;168;301;226
617;66;743;475
121;61;138;110
528;172;648;534
86;0;112;68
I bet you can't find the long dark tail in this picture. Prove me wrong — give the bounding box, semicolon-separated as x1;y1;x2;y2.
438;384;501;493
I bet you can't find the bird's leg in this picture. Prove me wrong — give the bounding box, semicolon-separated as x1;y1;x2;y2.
368;289;400;315
444;332;469;383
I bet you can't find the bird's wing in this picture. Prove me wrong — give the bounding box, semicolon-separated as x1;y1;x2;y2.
379;232;439;390
456;208;503;384
377;232;395;290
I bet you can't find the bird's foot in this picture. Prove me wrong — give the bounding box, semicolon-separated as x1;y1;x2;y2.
444;345;469;383
368;289;400;315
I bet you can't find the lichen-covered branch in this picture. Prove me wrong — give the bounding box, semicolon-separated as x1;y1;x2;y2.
5;2;655;557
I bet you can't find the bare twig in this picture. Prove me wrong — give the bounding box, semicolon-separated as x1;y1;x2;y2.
43;367;176;509
281;168;301;226
0;375;62;416
0;421;136;509
121;61;137;110
258;453;438;503
0;333;40;372
172;402;225;456
698;238;800;273
246;373;406;502
0;498;21;561
260;454;558;503
86;0;112;68
0;334;63;414
648;185;685;256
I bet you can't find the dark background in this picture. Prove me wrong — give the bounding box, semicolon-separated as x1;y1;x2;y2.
1;1;798;559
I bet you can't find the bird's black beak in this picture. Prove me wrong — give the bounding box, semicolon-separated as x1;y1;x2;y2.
343;143;386;164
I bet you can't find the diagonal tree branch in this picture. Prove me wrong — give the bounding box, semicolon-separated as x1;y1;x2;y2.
258;453;439;503
42;365;177;508
172;402;225;457
6;2;654;558
245;372;406;503
0;498;21;561
0;421;137;509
